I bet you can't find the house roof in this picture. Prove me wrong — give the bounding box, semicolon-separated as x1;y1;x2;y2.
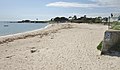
112;13;120;17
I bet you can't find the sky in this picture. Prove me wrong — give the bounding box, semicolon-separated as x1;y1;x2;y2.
0;0;120;21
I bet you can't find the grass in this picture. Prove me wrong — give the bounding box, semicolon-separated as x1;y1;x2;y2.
97;41;103;51
111;22;120;30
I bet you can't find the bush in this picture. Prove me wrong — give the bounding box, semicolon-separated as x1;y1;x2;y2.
112;25;120;30
111;22;120;30
97;41;103;51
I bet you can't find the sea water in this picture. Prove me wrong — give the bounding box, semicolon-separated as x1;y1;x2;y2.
0;22;48;36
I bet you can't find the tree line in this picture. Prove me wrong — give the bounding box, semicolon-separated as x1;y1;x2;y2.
50;15;109;24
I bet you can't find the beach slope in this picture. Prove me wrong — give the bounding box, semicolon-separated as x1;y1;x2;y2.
0;23;120;70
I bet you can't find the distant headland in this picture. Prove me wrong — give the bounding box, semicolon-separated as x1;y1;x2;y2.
17;20;48;23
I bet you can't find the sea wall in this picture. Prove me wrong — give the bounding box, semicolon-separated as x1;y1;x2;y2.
0;23;73;44
101;30;120;55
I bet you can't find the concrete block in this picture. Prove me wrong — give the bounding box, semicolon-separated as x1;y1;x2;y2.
101;30;120;55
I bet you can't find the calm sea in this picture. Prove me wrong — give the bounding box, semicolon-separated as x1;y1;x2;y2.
0;22;48;36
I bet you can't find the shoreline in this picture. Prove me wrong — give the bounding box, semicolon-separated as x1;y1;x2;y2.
0;22;48;37
1;23;118;70
0;23;51;37
0;23;73;44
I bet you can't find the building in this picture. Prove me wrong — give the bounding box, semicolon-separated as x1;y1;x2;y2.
110;13;120;22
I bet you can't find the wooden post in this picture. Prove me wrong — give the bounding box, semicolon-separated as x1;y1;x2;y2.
108;16;111;29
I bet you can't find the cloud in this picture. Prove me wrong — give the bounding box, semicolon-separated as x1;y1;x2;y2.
46;1;120;8
91;0;120;7
46;2;99;8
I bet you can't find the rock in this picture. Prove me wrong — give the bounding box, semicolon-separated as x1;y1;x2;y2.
31;49;37;53
6;55;14;58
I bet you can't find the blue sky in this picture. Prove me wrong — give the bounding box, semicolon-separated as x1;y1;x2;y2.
0;0;120;21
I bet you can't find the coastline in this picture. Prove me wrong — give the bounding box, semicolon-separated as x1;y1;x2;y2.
0;23;73;44
0;23;51;37
1;23;120;70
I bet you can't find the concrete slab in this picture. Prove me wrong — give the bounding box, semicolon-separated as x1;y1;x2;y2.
101;30;120;55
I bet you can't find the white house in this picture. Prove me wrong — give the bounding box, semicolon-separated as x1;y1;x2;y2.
110;13;120;22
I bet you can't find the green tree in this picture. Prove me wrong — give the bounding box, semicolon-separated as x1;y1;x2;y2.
72;15;77;20
95;17;102;23
102;17;108;25
53;17;69;23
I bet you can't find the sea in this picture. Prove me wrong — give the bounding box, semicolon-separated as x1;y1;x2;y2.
0;22;48;36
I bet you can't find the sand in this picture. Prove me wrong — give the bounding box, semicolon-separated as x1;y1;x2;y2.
0;23;120;70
